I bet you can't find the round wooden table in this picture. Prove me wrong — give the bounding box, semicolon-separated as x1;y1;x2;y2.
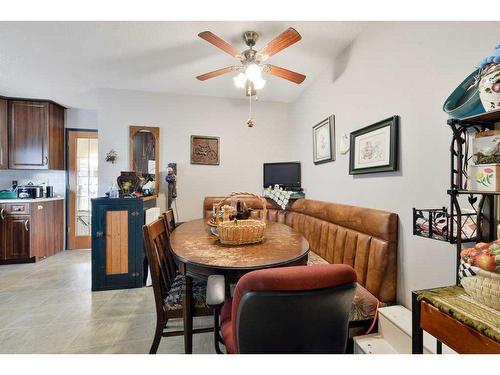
169;218;310;353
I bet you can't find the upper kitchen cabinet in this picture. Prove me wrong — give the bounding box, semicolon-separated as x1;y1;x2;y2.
8;100;65;170
0;99;7;169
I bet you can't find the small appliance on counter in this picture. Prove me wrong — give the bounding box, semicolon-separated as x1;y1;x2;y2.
45;185;54;198
17;183;44;199
0;190;17;199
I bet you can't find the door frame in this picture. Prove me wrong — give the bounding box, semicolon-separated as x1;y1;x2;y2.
65;128;98;250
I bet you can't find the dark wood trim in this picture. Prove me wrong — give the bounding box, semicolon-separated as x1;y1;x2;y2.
349;115;399;175
0;94;66;109
0;99;8;169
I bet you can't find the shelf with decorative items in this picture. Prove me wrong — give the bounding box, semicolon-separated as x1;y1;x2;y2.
447;107;500;284
411;45;500;355
413;206;477;244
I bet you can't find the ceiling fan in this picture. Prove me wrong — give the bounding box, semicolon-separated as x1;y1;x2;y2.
196;28;306;96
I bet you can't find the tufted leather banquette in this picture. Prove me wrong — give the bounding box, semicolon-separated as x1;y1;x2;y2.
203;197;398;304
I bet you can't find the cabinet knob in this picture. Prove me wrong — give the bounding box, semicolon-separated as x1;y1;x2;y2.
0;208;4;220
24;219;29;232
131;211;140;217
96;231;104;238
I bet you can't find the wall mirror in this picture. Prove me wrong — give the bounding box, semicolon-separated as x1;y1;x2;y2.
129;125;160;198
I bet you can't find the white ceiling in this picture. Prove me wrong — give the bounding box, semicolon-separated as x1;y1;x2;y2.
0;22;364;108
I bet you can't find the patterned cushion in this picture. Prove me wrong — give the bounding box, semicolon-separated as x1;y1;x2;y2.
307;251;329;265
307;251;379;322
164;274;208;311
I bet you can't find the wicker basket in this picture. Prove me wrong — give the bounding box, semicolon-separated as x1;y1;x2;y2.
461;269;500;310
215;192;267;245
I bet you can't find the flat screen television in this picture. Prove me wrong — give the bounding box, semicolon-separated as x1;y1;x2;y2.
263;162;301;190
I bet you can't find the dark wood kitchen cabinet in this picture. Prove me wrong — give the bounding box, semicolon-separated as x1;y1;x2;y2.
0;99;7;169
3;214;30;260
8;100;65;170
0;199;64;263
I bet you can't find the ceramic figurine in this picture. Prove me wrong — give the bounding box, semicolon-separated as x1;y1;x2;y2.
166;163;177;208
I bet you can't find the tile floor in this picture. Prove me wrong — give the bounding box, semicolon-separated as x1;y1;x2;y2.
0;250;214;354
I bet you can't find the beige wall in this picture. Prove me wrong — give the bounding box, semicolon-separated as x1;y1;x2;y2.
93;22;500;307
97;89;291;221
289;22;500;307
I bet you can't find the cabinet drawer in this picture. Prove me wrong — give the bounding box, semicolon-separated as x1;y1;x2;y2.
3;203;30;214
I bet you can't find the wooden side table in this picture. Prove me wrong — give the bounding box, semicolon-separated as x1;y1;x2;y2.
412;289;500;354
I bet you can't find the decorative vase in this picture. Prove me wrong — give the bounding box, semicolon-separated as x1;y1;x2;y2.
478;63;500;112
117;171;140;196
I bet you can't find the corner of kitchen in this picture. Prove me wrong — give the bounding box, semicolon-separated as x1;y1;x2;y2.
0;95;66;264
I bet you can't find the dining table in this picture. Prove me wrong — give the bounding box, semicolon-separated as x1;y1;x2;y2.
169;218;310;354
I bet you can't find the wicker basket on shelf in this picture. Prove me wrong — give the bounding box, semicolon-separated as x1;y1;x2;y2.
461;269;500;310
215;192;267;245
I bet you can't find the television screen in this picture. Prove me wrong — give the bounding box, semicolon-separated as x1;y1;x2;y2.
263;162;301;189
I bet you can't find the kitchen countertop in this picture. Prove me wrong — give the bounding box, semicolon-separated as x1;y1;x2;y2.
0;197;65;204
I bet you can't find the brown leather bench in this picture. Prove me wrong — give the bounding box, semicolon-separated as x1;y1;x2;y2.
204;196;398;328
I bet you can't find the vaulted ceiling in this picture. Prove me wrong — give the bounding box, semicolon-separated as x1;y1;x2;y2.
0;21;364;108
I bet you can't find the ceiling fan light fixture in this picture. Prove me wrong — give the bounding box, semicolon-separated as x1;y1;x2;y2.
245;63;262;82
233;72;247;88
253;76;266;90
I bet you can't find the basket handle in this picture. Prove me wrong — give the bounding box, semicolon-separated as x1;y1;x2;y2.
215;192;267;224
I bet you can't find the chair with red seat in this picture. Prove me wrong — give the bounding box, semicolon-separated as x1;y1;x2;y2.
206;264;357;354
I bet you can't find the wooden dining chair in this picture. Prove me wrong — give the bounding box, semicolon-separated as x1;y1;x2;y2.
161;208;177;235
143;218;213;354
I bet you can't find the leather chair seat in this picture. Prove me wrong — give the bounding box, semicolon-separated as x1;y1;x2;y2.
164;274;208;311
220;298;237;354
215;264;357;353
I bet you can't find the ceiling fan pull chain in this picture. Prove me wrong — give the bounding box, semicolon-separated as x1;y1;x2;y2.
247;92;254;128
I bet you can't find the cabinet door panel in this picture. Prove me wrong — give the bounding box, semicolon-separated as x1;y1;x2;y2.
0;205;5;259
105;210;129;275
91;200;144;291
0;99;7;169
5;214;30;259
9;101;48;169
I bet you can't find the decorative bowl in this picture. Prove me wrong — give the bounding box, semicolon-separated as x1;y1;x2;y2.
443;69;485;119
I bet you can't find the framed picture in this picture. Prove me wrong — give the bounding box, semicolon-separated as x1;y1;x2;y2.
349;116;399;175
312;115;335;164
190;135;220;165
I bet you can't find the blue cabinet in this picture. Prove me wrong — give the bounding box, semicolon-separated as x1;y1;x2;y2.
91;197;146;291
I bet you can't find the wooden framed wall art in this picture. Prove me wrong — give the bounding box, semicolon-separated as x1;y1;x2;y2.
190;135;220;165
313;115;335;165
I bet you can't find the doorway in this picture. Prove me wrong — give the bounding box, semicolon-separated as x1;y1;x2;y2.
67;130;98;249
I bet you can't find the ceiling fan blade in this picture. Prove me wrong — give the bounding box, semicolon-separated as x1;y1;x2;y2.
196;66;239;81
198;31;241;58
263;64;306;84
256;28;302;61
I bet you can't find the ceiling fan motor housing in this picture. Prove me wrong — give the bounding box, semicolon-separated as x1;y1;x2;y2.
243;31;259;48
